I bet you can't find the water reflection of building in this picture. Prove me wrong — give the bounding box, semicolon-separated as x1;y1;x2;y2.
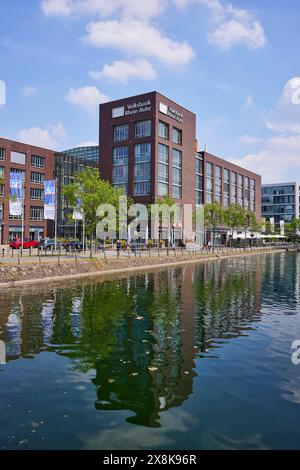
0;255;280;427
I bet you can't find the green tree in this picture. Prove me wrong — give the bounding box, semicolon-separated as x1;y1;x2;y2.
204;202;224;250
63;168;124;255
223;204;244;246
242;209;257;247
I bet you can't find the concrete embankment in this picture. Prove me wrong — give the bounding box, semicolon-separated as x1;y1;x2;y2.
0;247;287;288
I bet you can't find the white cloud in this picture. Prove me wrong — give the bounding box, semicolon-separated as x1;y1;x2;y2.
85;19;194;67
239;135;262;145
233;78;300;183
41;0;73;16
65;86;109;114
231;134;300;183
266;77;300;133
41;0;164;19
174;0;266;50
17;122;67;150
208;19;266;50
89;59;157;82
243;95;255;110
21;86;37;97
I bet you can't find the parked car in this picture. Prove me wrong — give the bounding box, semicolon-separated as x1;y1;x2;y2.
38;239;58;251
9;238;39;250
62;241;83;252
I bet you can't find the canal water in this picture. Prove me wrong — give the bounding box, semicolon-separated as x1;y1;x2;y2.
0;252;300;450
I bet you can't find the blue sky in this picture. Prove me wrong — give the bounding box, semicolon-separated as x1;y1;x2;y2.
0;0;300;183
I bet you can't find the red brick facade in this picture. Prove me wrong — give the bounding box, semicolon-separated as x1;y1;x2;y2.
0;137;55;244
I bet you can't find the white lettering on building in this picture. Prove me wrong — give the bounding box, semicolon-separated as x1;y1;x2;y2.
159;102;183;123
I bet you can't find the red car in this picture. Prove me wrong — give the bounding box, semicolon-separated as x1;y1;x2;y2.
9;239;39;250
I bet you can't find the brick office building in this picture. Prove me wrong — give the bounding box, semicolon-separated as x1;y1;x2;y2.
99;92;261;241
99;92;196;203
198;151;261;221
0;137;55;244
99;91;196;239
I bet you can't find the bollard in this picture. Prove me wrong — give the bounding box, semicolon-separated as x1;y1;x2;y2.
18;253;20;265
2;249;4;258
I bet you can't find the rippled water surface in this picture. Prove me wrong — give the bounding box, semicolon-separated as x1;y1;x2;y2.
0;252;300;450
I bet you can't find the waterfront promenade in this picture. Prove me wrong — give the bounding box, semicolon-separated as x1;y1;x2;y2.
0;245;291;288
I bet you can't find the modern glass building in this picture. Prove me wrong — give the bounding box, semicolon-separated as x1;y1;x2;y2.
261;182;300;225
55;146;99;239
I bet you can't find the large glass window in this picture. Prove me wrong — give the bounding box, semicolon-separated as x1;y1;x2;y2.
114;124;129;142
135;120;151;139
172;149;182;199
231;171;237;204
205;162;213;204
195;154;204;205
31;155;45;169
158;144;169;196
238;174;243;206
30;188;44;200
0;148;5;160
244;176;250;209
172;127;182;145
158;121;169;140
134;143;151;163
0;166;4;179
215;166;222;203
31;172;44;184
134;144;151;196
250;179;255;211
112;146;128;193
224;169;230;207
30;207;44;221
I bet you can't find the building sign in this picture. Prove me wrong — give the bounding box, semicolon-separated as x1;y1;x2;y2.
112;100;151;118
159;102;183;123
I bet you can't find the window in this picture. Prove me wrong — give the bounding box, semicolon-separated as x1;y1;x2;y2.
112;146;128;193
0;185;4;197
244;176;250;208
31;155;45;169
215;166;222;203
238;174;243;206
231;172;237;204
158;144;169;196
0;203;3;221
113;146;128;165
195;154;204;206
30;207;44;221
250;179;256;211
172;127;182;145
134;144;151;196
224;169;230;207
158;121;169;140
30;188;44;200
134;143;151;162
31;172;44;184
135;120;151;139
172;149;182;199
0;148;5;160
114;124;129;142
205;162;213;204
0;166;4;179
